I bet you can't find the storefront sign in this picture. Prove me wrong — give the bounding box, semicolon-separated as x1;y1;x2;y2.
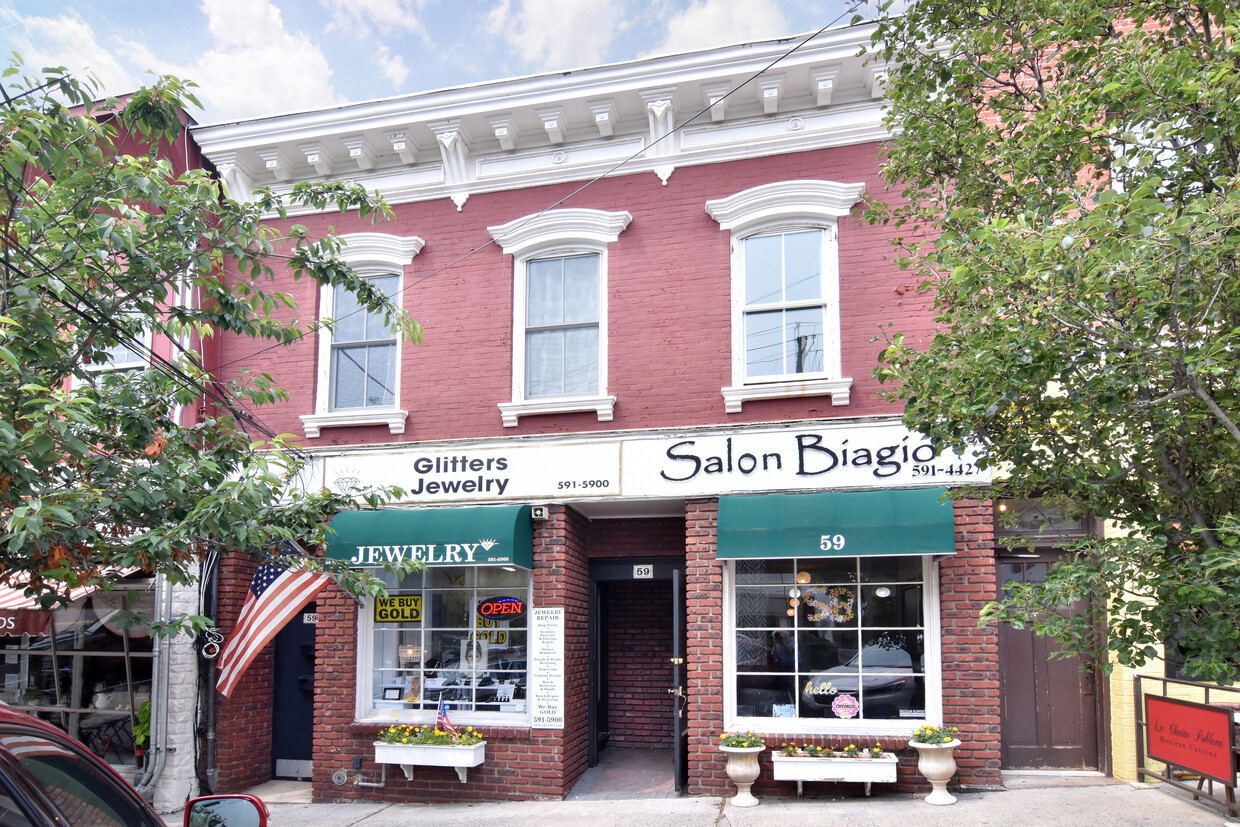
530;607;565;729
625;421;988;497
1145;695;1236;785
477;597;525;620
323;442;621;504
373;596;422;623
313;420;988;506
717;488;956;558
0;611;52;637
326;505;534;569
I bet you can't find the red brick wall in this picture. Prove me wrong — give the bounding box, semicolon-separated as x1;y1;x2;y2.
683;497;1002;798
940;498;1001;788
211;143;929;446
602;580;672;747
212;558;274;792
217;496;1000;801
587;517;684;559
299;504;592;803
685;498;726;796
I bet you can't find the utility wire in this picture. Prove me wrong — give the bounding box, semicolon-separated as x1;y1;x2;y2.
0;88;316;461
213;10;860;373
0;178;313;463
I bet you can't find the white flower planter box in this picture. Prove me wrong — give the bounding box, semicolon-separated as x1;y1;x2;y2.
373;741;487;783
771;752;898;796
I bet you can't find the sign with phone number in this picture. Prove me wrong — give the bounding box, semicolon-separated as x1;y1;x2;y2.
530;608;564;729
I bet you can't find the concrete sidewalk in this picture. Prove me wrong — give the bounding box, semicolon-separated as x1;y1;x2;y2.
167;778;1239;826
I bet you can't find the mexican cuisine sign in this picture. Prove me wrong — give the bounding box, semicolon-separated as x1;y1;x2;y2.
1145;695;1236;785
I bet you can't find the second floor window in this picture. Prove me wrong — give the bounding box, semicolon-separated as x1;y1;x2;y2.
525;253;599;398
742;229;829;381
330;274;399;409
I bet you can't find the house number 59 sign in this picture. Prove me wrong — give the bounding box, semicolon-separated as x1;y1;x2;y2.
820;534;847;551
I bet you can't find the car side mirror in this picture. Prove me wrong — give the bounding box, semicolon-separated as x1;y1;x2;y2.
183;793;268;827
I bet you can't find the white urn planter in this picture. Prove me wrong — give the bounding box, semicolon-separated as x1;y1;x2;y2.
909;739;960;805
720;745;764;807
373;741;487;783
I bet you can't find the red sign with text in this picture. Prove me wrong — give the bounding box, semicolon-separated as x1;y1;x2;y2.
0;611;52;637
1145;695;1236;785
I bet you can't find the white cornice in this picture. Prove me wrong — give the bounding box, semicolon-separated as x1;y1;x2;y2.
488;208;633;257
192;23;886;211
705;179;867;234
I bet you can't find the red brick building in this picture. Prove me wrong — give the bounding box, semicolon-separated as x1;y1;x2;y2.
193;21;1002;803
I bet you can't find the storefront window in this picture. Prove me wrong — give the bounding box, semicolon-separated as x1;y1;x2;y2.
362;566;531;723
730;557;933;728
0;588;154;766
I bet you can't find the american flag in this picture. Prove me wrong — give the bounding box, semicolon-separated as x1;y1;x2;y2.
436;695;459;737
216;561;331;698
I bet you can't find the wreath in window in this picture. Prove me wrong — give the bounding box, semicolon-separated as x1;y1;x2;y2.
805;586;854;623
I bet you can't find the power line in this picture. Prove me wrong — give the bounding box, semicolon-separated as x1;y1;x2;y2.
212;11;858;375
0;152;314;464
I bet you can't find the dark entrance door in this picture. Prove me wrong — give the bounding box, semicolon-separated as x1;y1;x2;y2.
997;553;1101;770
587;559;686;790
671;568;688;791
271;603;316;779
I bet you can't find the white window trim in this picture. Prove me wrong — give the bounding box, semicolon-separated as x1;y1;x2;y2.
300;232;424;439
353;584;535;728
488;208;632;427
706;179;864;413
721;555;943;737
74;324;153;386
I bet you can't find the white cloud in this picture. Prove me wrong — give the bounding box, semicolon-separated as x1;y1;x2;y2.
0;10;141;96
0;1;344;122
647;0;791;58
322;0;427;38
485;0;625;72
375;45;410;88
163;0;345;121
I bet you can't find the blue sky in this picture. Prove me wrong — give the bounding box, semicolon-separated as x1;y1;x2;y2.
0;0;860;124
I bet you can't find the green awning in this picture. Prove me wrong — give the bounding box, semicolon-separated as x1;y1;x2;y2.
717;488;955;559
325;505;533;569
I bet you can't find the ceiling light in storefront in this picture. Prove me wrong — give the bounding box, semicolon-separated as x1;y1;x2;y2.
796;571;811;584
874;586;892;598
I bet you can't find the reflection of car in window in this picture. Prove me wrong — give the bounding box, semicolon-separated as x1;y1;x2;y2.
800;644;919;718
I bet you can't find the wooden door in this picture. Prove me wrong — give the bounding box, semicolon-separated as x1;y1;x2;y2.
997;552;1100;770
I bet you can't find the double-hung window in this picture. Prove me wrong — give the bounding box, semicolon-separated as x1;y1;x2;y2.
77;319;152;386
329;274;398;410
706;180;865;412
301;232;424;438
525;254;600;398
489;208;631;427
741;229;832;380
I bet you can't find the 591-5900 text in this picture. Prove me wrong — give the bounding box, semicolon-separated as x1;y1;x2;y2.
557;480;610;489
